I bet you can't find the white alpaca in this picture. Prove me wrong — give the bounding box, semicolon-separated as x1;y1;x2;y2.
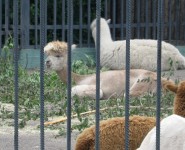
137;114;185;150
138;80;185;149
44;41;172;99
91;18;185;71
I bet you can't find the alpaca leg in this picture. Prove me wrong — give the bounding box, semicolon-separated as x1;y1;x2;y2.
72;85;103;99
129;79;156;97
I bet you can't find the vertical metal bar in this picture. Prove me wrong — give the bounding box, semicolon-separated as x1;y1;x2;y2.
112;0;116;40
104;0;107;19
40;0;46;149
62;0;65;41
87;0;91;47
120;0;124;39
153;0;157;39
175;0;180;45
5;0;9;40
145;0;149;38
53;0;57;40
45;2;47;43
21;0;30;48
79;0;83;47
13;0;19;149
137;0;141;38
168;0;172;43
0;0;2;53
67;0;73;149
184;1;185;42
95;0;101;149
156;0;163;149
125;0;131;149
35;0;38;49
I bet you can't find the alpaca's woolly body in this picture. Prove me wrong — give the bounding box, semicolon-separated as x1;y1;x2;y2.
137;115;185;150
137;80;185;149
75;116;156;150
44;41;173;99
91;18;185;71
75;80;185;150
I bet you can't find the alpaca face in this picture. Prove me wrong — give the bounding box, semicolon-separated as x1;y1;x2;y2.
45;54;67;71
44;41;68;71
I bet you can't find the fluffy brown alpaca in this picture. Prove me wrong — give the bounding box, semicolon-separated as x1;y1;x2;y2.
44;41;173;99
75;116;156;150
75;80;185;150
166;80;185;117
137;81;185;150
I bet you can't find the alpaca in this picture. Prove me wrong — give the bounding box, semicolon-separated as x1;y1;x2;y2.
137;115;185;150
44;41;173;99
75;116;156;150
137;80;185;150
91;18;185;71
75;80;185;150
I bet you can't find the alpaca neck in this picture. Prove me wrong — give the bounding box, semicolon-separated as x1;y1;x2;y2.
56;67;88;84
93;26;113;45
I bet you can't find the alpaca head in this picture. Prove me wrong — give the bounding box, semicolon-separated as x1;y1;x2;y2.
90;18;112;43
166;80;185;116
166;80;185;96
44;41;68;71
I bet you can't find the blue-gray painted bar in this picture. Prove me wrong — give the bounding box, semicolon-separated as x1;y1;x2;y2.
145;0;149;39
67;0;73;149
175;0;180;45
0;0;2;53
112;0;116;40
152;0;157;39
168;0;172;43
136;0;141;38
79;0;83;47
95;0;101;149
156;0;163;149
13;0;19;149
5;0;9;40
21;0;30;48
120;0;124;39
87;0;91;48
125;0;131;149
104;0;108;19
40;0;46;149
34;0;38;49
53;0;57;40
62;0;65;41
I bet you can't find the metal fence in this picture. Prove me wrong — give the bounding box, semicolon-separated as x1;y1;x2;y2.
1;0;184;150
0;0;185;52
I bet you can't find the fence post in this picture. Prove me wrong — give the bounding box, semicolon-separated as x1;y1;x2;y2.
0;0;2;53
13;0;19;149
21;0;30;48
125;0;131;149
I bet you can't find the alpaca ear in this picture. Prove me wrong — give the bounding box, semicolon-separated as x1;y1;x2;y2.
106;19;111;24
166;84;178;93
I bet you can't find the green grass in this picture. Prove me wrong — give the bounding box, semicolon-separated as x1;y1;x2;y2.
0;40;175;132
0;57;175;130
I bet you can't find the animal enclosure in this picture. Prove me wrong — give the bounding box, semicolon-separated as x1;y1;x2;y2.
1;0;185;150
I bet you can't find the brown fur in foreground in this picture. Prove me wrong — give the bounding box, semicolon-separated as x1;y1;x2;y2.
75;80;185;150
75;116;156;150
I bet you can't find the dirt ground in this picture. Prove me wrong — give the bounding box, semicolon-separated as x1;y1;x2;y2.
0;69;185;150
